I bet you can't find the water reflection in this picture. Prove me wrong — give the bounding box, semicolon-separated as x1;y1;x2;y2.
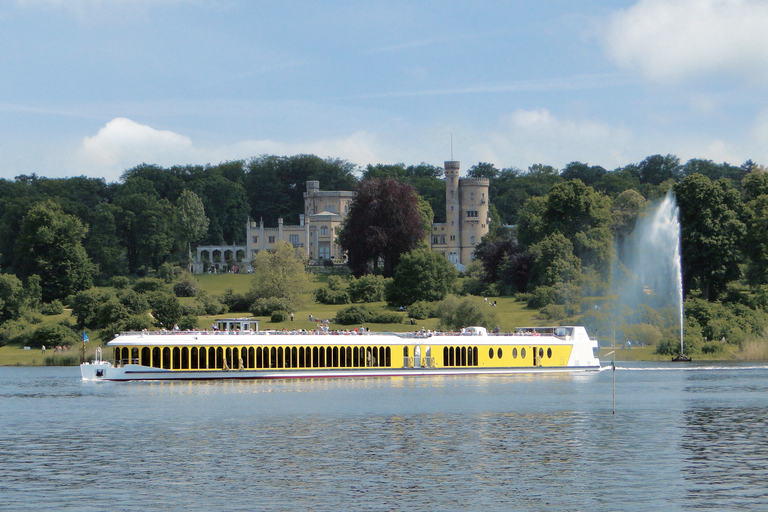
2;366;768;510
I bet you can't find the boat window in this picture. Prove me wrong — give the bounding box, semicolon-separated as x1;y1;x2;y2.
141;347;151;366
547;347;552;359
152;347;161;368
346;347;352;367
521;348;526;359
131;348;139;365
497;348;502;359
466;346;472;366
539;348;544;358
512;347;518;359
181;347;189;369
339;346;346;367
216;347;224;369
488;348;494;359
163;347;171;369
385;347;391;367
191;347;198;369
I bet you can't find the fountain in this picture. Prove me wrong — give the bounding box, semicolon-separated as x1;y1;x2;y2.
619;190;690;360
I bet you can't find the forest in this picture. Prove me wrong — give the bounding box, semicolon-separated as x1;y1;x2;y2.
1;153;767;358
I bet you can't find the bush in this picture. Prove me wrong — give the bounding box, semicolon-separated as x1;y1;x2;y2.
369;309;403;324
195;292;228;316
250;297;294;316
40;300;64;316
110;276;131;289
0;319;32;347
527;286;556;309
173;274;199;297
27;324;79;349
348;275;386;303
221;289;253;312
335;305;372;325
157;262;175;283
407;301;437;320
133;278;166;294
182;302;206;316
701;341;725;355
315;287;351;305
271;310;288;323
178;315;199;331
437;295;498;331
116;289;150;315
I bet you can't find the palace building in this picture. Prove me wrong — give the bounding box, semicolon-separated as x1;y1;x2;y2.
194;161;489;273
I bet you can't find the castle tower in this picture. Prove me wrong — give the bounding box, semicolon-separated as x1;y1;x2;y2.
458;176;490;265
444;161;461;265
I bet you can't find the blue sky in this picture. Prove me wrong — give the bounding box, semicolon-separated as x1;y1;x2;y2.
1;0;767;182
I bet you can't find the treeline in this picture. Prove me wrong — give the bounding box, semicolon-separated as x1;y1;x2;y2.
2;152;768;356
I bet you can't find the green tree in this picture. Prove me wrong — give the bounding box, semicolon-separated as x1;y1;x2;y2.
338;178;425;277
675;174;745;299
0;273;26;323
176;190;209;269
249;241;311;311
147;292;183;329
385;248;458;306
14;200;96;302
436;295;498;331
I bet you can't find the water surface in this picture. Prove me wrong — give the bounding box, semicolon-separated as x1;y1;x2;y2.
1;363;766;511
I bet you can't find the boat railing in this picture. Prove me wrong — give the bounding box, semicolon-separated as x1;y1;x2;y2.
116;329;567;340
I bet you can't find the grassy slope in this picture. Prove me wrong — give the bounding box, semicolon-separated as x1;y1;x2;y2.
1;272;761;364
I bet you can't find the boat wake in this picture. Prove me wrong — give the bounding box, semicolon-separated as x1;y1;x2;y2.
606;365;768;372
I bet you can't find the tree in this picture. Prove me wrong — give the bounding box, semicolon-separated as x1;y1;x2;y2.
436;295;498;331
249;241;311;311
675;174;745;300
0;273;26;323
338;178;425;277
176;190;209;269
14;200;96;302
385;248;457;306
467;162;499;179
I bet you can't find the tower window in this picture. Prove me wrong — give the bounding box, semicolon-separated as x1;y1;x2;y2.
466;210;479;218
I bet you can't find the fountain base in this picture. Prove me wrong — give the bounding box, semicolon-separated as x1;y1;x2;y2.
672;353;692;362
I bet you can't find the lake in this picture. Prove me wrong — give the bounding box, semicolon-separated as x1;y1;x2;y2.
1;363;767;511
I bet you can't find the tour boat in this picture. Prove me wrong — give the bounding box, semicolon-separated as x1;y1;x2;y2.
81;318;601;381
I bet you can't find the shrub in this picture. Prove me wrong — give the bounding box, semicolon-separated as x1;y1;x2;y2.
271;310;288;323
178;315;199;331
250;297;293;316
527;286;556;309
335;305;371;325
157;262;175;283
701;341;724;355
110;276;131;289
173;274;199;297
437;295;498;331
116;289;150;315
133;278;166;294
221;289;253;312
315;287;351;305
195;292;228;316
40;300;64;316
348;275;386;303
0;319;32;347
27;324;79;349
407;301;437;320
369;309;403;324
182;302;206;316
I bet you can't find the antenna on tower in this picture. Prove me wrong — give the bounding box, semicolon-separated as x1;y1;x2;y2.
450;133;453;161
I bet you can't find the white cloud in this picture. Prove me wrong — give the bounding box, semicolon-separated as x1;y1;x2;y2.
473;109;633;170
78;118;195;179
604;0;768;84
76;118;382;180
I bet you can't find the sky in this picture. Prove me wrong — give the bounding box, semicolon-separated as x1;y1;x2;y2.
1;0;767;183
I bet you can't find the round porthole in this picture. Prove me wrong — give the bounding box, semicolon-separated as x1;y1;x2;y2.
497;348;502;359
521;348;526;359
512;347;518;359
539;347;544;358
547;347;552;358
489;348;494;359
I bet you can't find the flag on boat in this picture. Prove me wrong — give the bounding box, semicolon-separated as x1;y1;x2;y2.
83;332;89;342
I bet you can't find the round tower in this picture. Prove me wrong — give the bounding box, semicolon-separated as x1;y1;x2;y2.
458;177;490;264
444;161;461;265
